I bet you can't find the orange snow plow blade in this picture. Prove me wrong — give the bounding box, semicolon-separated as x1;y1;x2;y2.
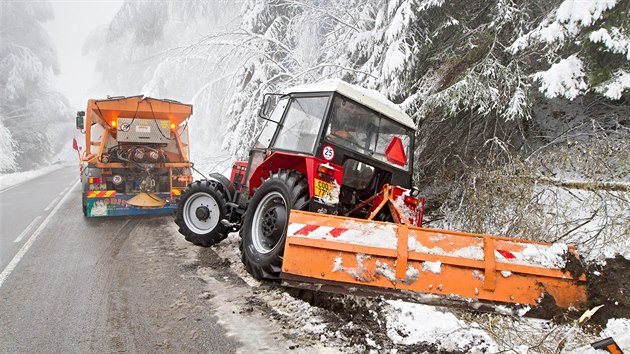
281;211;587;314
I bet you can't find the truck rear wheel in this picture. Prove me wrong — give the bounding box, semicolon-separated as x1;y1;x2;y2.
240;170;310;280
175;180;229;247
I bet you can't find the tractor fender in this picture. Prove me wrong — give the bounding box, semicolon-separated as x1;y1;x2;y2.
208;172;234;202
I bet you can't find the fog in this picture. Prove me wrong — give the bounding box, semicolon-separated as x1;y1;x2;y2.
43;0;123;110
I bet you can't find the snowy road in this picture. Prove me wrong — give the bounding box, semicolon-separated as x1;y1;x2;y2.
0;167;239;352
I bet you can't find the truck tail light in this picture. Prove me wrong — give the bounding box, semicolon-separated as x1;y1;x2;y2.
89;177;106;184
176;176;193;183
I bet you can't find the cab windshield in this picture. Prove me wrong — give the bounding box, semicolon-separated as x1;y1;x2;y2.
256;95;329;154
325;95;413;170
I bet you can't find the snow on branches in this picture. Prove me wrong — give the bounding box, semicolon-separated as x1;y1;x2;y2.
596;70;630;99
511;0;629;101
0;0;71;171
533;55;588;100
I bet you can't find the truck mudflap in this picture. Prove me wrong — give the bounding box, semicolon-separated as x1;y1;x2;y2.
281;211;587;315
84;191;176;217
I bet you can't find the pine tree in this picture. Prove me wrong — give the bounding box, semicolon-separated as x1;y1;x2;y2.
0;0;71;172
510;0;630;100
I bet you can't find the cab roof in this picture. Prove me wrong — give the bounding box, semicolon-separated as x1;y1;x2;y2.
282;79;416;130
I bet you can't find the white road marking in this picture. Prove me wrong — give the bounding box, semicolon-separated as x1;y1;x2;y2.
59;187;68;196
0;182;24;194
14;216;43;243
44;197;60;211
0;180;79;289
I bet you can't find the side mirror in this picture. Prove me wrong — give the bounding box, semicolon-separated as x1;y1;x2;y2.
76;111;85;130
259;93;286;120
259;95;275;119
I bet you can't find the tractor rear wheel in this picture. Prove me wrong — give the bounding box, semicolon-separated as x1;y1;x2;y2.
175;179;229;247
240;170;310;280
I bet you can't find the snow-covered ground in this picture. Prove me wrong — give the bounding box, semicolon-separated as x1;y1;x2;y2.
0;164;66;192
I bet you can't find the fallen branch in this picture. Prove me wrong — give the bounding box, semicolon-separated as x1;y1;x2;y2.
512;176;630;192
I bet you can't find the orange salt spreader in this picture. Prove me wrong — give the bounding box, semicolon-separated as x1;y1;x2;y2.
75;96;193;217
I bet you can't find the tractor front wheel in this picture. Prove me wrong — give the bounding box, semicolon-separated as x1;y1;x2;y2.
241;170;309;280
175;179;229;247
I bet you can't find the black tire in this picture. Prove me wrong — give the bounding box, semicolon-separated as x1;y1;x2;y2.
209;172;235;200
240;170;310;280
175;179;229;247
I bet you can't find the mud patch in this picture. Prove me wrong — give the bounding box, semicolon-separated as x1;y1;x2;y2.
562;250;586;279
584;255;630;330
524;291;569;321
517;255;629;326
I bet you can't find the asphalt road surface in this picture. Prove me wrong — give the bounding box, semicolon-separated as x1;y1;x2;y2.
0;166;240;353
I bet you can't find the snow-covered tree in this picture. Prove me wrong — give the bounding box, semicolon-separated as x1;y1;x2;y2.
0;119;17;172
510;0;630;100
85;0;243;170
0;0;71;172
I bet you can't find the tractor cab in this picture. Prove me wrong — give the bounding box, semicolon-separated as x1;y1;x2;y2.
242;79;419;220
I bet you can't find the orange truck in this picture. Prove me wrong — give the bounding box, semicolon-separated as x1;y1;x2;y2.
74;96;193;217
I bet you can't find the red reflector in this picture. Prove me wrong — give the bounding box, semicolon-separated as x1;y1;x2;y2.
385;136;407;167
404;195;418;206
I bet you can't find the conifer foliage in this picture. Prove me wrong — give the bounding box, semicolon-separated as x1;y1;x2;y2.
0;1;71;172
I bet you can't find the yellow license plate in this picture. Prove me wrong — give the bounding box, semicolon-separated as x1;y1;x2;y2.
314;179;332;197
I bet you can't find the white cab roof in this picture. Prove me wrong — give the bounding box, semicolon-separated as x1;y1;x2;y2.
282;79;416;130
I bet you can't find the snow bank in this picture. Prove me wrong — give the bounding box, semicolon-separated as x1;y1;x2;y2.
385;300;497;352
603;319;630;352
0;164;65;191
571;318;630;353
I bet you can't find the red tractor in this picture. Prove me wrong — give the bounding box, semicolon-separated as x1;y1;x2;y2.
175;79;423;280
175;80;587;313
